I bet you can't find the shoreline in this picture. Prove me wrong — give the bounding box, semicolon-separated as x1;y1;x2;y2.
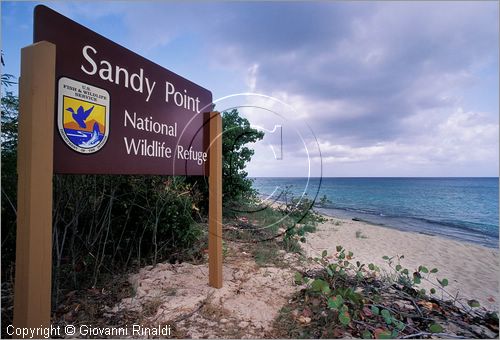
260;191;499;249
254;177;499;250
315;206;499;249
303;214;499;311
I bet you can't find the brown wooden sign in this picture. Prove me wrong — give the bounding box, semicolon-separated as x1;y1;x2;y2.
34;5;213;175
14;6;223;335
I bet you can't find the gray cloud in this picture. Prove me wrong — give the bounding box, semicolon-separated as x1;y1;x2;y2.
217;2;497;142
64;1;498;175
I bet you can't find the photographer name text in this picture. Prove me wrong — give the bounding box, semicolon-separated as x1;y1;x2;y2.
6;324;171;338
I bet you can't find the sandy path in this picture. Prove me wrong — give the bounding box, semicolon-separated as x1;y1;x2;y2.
106;245;300;338
303;217;499;311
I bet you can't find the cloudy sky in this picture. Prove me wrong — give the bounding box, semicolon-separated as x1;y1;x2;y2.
2;1;498;177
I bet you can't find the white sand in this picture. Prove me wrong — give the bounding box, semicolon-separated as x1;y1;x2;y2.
303;217;499;311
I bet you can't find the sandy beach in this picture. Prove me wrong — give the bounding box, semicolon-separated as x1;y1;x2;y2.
102;214;499;338
303;216;499;311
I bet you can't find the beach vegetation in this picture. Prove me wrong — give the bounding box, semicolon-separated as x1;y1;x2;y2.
272;193;324;253
277;187;328;251
221;109;264;204
316;194;332;208
253;241;283;267
185;109;264;214
224;180;324;247
380;254;473;307
224;192;323;264
275;246;498;339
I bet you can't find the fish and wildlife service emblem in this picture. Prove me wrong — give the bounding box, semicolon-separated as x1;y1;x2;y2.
57;77;110;154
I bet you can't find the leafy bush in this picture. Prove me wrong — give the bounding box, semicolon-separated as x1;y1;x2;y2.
185;109;264;214
221;109;264;204
283;246;494;339
225;194;322;255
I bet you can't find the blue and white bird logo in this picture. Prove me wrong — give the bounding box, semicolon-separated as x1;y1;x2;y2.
57;78;110;154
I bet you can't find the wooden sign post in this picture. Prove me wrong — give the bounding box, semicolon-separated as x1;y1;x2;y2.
13;6;223;333
13;55;224;330
13;41;56;329
208;112;223;288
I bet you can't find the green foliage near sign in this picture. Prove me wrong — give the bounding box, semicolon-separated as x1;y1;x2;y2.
222;109;264;203
1;67;19;276
187;108;264;212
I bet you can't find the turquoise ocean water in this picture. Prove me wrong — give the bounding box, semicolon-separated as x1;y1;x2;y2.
251;177;499;248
